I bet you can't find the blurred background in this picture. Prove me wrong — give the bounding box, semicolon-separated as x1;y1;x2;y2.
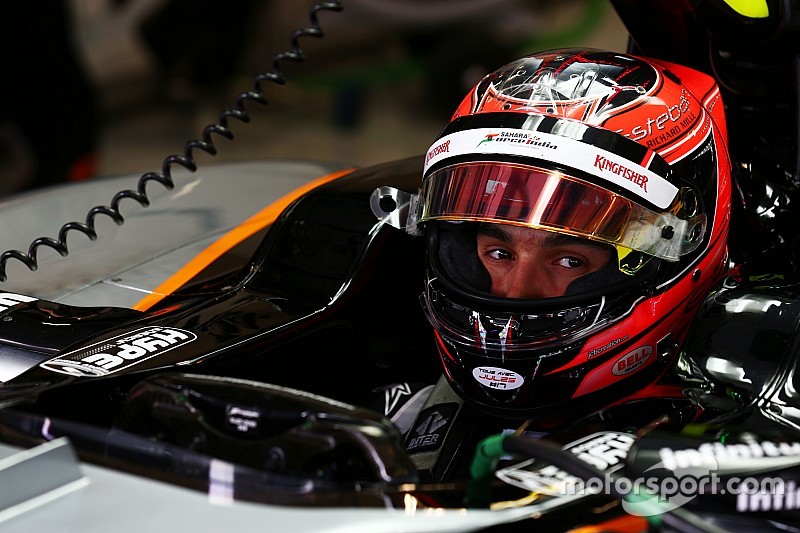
0;0;629;196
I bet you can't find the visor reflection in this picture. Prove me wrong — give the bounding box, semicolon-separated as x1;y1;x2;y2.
419;162;704;261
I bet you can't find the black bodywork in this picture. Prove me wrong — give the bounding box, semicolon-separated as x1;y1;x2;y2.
0;156;438;409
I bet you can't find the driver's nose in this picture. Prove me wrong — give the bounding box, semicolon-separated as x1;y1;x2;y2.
491;259;567;299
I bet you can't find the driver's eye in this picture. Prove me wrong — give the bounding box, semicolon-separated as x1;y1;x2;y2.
487;248;512;260
558;256;585;269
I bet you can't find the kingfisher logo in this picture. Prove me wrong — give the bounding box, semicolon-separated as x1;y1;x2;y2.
594;155;649;192
40;326;197;377
425;139;451;164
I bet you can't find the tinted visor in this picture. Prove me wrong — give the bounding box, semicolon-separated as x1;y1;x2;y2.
418;162;705;262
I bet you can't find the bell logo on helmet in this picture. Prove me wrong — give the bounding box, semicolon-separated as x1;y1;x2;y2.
612;346;653;376
473;366;524;390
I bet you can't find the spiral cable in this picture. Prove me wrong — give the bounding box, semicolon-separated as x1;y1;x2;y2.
0;0;344;282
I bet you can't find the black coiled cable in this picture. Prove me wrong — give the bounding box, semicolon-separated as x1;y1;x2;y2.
0;0;343;282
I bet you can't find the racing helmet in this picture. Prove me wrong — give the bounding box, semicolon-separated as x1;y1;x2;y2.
414;48;732;418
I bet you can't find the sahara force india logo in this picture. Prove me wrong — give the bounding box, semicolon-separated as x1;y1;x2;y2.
40;326;197;377
477;131;558;150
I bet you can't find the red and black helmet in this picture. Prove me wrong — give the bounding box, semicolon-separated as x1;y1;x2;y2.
411;48;732;418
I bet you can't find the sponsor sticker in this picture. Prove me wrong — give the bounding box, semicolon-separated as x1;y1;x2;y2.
473;366;524;390
587;335;629;359
40;326;197;377
406;403;459;454
423;128;677;208
612;345;653;376
226;405;260;433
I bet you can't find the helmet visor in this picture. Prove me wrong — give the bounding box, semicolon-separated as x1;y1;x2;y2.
418;162;705;262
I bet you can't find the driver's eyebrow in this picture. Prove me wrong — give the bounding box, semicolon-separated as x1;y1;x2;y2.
477;224;512;241
541;232;611;251
478;224;612;251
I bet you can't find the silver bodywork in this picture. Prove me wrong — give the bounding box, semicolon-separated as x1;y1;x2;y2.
0;160;342;307
0;439;534;532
